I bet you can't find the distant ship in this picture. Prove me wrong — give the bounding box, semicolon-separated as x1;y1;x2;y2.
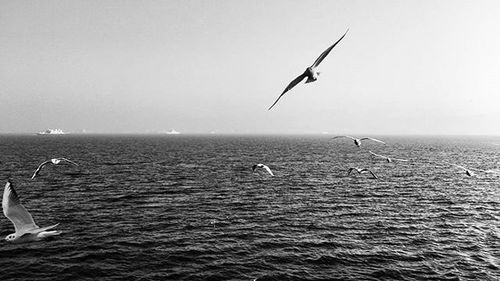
165;129;181;135
37;128;66;135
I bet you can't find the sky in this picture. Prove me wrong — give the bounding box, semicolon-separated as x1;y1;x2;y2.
1;0;500;135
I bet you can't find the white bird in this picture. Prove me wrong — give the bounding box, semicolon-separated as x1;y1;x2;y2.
368;151;408;163
332;136;385;147
444;163;497;177
31;158;79;179
268;29;349;110
347;167;378;179
448;163;474;177
252;164;274;176
2;180;61;243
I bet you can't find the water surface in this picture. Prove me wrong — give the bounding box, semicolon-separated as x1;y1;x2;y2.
0;135;499;280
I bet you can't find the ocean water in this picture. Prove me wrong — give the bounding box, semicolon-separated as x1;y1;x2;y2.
0;135;499;281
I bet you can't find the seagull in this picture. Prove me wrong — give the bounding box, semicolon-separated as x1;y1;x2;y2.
332;136;385;147
444;163;497;177
268;29;349;110
252;164;274;176
448;163;474;177
347;167;378;179
2;180;61;243
368;151;408;163
31;158;79;179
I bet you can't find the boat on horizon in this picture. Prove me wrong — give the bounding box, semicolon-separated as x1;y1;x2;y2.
165;129;181;135
36;128;66;135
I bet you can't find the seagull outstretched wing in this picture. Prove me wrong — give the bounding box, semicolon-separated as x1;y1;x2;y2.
31;160;52;179
59;158;79;166
447;163;468;170
269;72;307;110
2;181;38;235
333;135;356;140
368;151;385;158
391;157;409;162
360;137;385;144
311;29;349;68
360;168;378;179
347;167;360;175
262;165;274;176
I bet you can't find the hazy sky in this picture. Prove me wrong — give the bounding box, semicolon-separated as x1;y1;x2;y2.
1;0;499;134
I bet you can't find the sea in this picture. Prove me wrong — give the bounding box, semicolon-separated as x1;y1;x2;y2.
0;134;499;281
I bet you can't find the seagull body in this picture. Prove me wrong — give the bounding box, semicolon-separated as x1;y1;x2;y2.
369;151;408;163
268;29;349;110
2;181;61;243
347;167;378;179
31;158;78;179
252;163;274;176
333;136;385;147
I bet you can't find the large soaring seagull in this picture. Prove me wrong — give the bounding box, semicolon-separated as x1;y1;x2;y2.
2;180;61;243
268;29;349;110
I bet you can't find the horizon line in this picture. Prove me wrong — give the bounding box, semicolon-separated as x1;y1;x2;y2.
1;132;500;137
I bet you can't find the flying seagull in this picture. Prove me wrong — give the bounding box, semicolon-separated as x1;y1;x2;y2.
332;136;385;147
448;163;475;177
347;167;378;179
31;158;79;179
2;180;61;243
368;151;408;163
252;163;274;176
444;163;498;177
268;29;349;110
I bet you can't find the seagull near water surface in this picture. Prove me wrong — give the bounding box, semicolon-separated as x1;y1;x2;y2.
332;136;385;147
347;167;378;179
448;163;475;177
268;29;349;110
31;158;79;179
2;180;61;243
444;163;500;177
252;164;274;176
369;151;409;163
